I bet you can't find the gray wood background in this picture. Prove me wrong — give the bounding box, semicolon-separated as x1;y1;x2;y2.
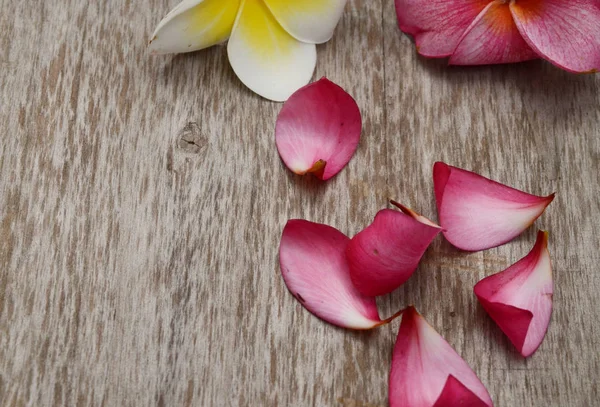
1;0;599;406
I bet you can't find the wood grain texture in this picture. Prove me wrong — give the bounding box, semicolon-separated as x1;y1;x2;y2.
1;0;599;405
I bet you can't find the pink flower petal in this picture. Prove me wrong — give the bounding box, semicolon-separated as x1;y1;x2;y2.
510;0;600;73
275;77;361;181
474;230;553;357
346;202;441;297
394;0;489;57
432;376;491;407
279;219;402;330
450;1;538;65
433;162;554;252
389;307;493;407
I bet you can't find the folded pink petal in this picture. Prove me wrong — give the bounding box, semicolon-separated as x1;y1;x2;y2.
394;0;490;57
390;307;493;407
474;230;553;357
346;202;441;297
432;375;491;407
279;219;402;330
450;1;538;65
433;162;554;252
510;0;600;73
275;77;361;181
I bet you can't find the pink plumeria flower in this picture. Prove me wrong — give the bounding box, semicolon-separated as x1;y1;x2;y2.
395;0;600;73
149;0;348;101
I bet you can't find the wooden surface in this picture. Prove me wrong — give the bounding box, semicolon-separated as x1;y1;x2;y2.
1;1;599;406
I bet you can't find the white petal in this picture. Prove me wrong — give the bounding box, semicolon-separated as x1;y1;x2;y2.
263;0;348;44
149;0;240;55
227;0;316;102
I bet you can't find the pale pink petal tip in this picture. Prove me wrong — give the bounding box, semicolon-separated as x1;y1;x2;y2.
275;77;362;181
433;162;554;252
474;230;553;357
390;307;493;407
279;219;402;330
346;202;441;297
510;0;600;74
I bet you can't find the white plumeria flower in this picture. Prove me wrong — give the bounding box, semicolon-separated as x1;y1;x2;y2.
149;0;348;102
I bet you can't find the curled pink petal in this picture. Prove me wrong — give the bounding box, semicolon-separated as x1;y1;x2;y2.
474;230;553;357
510;0;600;73
346;202;441;297
390;307;493;407
275;77;361;181
433;162;554;252
394;0;489;57
433;376;491;407
450;1;538;66
279;220;402;330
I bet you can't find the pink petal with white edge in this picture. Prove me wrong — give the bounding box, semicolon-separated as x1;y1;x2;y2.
275;78;361;180
474;230;553;357
510;0;600;73
394;0;489;57
450;1;538;65
433;162;554;252
346;202;441;297
390;307;493;407
279;220;402;330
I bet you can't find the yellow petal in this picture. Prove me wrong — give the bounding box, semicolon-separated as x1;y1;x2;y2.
263;0;347;44
149;0;240;55
227;0;316;101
